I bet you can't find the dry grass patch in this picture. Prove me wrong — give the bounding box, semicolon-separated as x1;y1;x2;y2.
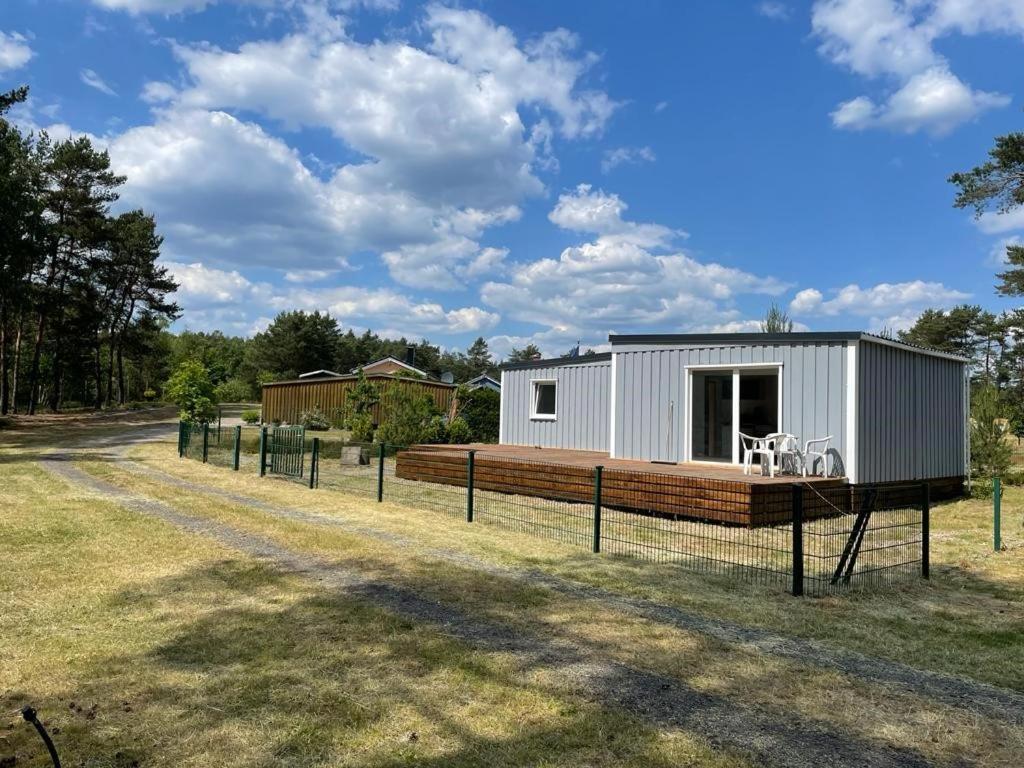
1;445;748;767
74;452;1024;766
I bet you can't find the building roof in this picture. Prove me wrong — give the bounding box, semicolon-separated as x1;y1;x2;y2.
297;369;343;379
607;332;970;363
354;355;430;378
465;373;501;387
262;372;456;388
499;352;612;371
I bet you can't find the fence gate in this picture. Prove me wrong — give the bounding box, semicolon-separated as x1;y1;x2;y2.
269;426;305;477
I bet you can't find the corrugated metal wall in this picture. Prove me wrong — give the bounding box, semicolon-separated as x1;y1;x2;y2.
612;343;848;465
262;376;456;425
500;358;611;451
857;340;966;483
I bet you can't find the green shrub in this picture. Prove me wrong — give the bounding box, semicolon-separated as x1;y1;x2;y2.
422;415;447;444
376;386;440;447
971;385;1013;493
214;377;253;403
446;416;472;444
165;359;217;423
348;412;375;442
143;388;157;401
458;386;500;442
241;409;261;425
299;405;331;431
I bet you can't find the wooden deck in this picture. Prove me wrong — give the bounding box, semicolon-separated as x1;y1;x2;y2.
395;444;848;527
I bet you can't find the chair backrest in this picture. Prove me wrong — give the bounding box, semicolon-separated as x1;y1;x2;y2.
804;435;832;452
776;434;799;452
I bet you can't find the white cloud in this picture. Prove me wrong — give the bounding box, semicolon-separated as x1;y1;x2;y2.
80;68;118;96
757;2;791;21
601;146;656;174
812;0;1014;134
988;236;1022;267
654;100;669;113
108;7;614;287
788;280;969;318
91;0;399;14
0;31;33;72
481;185;788;352
164;260;499;337
829;66;1009;134
977;206;1024;235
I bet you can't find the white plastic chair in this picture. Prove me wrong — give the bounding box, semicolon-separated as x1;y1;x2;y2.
739;432;777;477
802;436;833;477
774;434;802;476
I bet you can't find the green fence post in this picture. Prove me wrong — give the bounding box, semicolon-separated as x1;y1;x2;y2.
994;477;1002;552
177;421;185;458
467;450;476;523
202;422;209;464
377;442;386;502
791;484;804;597
309;437;319;489
921;481;930;579
592;465;603;553
233;425;242;471
259;426;268;477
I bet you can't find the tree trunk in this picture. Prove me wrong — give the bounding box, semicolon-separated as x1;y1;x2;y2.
117;343;126;405
105;329;116;407
11;311;24;414
27;309;46;415
0;298;8;416
94;341;103;410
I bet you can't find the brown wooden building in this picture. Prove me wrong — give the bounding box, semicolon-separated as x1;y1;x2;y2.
261;373;456;425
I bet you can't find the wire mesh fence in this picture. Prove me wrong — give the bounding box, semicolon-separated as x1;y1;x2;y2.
176;422;929;596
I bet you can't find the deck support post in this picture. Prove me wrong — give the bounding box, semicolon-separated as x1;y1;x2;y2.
202;422;209;464
593;465;603;553
233;425;242;471
921;481;930;578
259;426;268;477
377;443;386;502
791;484;804;597
467;450;476;523
309;437;319;489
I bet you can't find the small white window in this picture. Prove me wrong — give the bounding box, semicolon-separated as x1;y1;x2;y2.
530;379;557;420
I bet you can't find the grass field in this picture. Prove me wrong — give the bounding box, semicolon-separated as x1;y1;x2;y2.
2;410;1022;767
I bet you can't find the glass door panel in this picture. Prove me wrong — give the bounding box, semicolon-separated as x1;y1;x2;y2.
738;372;778;439
691;371;733;461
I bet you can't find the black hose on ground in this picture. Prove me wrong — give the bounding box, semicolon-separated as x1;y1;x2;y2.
21;706;61;768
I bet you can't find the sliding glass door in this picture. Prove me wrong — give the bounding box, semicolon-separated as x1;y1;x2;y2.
691;371;733;461
689;367;780;464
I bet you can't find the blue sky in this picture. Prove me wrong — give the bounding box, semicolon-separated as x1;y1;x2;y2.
2;0;1023;357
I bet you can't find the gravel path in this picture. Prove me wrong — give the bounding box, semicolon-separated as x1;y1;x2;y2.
42;454;939;768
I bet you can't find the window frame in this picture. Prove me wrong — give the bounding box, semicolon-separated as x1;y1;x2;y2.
529;378;558;421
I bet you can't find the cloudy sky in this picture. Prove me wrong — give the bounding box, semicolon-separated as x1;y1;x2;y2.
2;1;1023;356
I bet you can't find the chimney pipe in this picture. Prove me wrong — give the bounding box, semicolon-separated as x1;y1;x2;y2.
405;345;415;367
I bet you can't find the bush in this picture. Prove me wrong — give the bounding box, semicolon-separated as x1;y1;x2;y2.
215;377;253;403
241;409;261;425
165;359;217;423
299;405;331;431
971;385;1013;491
458;386;500;442
143;388;157;401
376;385;440;446
348;411;375;442
422;415;448;444
446;416;472;444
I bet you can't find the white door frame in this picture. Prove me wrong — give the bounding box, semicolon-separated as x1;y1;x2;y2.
683;363;784;465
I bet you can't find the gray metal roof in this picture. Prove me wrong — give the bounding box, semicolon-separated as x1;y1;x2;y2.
499;352;612;371
608;332;969;363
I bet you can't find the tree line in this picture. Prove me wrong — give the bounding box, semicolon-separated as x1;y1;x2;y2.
1;87;179;414
167;310;552;404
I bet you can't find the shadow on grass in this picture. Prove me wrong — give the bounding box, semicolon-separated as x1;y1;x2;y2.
5;556;945;768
